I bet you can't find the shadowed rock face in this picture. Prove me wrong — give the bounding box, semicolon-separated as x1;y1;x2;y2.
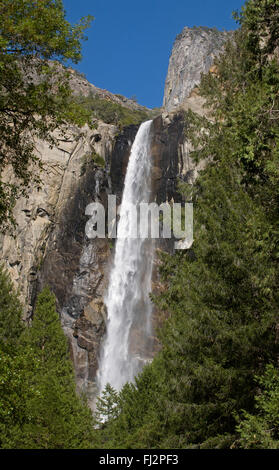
38;163;110;311
151;112;185;205
110;125;139;201
35;124;139;401
37;163;111;400
163;26;232;112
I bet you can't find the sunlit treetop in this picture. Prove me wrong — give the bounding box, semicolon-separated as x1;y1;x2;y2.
0;0;93;62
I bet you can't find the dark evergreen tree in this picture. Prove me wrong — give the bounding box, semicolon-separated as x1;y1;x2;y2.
0;265;38;447
17;287;96;449
0;276;97;448
95;384;120;425
237;364;279;448
0;265;24;343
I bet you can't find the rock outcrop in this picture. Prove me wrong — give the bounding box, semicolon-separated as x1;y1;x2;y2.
68;67;151;114
163;26;231;111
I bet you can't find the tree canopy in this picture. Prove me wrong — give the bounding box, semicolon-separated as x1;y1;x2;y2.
0;0;93;230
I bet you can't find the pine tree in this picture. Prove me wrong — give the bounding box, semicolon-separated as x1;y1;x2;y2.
0;264;38;447
0;280;97;449
237;365;279;448
17;287;96;449
0;265;24;344
95;384;119;424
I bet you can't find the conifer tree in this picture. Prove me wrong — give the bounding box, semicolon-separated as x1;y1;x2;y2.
18;287;96;449
95;384;119;424
237;365;279;448
0;265;37;447
0;278;97;449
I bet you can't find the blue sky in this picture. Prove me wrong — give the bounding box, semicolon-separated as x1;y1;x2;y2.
63;0;246;109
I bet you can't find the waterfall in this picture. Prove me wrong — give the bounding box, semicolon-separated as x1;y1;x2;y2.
97;120;154;393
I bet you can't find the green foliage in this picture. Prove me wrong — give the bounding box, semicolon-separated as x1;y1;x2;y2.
95;384;120;425
2;0;279;450
151;163;278;448
80;151;105;176
234;0;279;66
74;92;151;128
0;265;38;445
0;265;24;343
237;365;279;449
17;287;96;449
91;152;105;168
95;364;166;449
0;0;93;62
0;0;93;230
0;274;96;448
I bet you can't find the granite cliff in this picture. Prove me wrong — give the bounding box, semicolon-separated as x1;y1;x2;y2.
163;26;231;112
0;25;230;400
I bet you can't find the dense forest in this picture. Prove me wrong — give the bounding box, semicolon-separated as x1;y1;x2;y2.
1;0;279;449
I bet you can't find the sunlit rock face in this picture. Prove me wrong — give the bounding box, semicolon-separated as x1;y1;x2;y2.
163;26;232;112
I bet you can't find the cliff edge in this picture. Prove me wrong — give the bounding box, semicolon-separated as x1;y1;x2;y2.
163;26;232;111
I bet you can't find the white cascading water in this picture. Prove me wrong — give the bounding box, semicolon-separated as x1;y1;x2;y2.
97;120;154;393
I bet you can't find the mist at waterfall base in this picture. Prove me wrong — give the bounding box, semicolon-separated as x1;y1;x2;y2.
96;120;155;396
